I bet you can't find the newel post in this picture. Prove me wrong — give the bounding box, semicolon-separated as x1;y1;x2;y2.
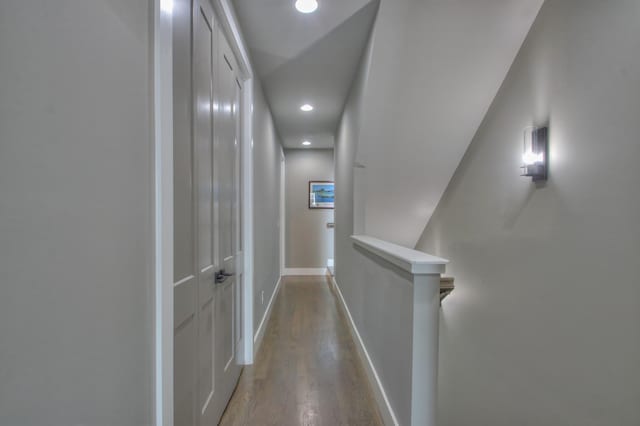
410;273;443;426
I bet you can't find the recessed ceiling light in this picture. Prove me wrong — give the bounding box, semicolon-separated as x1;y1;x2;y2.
302;141;312;146
295;0;318;14
300;104;314;112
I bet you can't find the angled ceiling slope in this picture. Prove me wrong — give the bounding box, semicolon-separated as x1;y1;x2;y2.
354;0;545;248
232;0;379;149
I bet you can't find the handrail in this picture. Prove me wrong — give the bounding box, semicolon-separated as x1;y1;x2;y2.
351;235;448;275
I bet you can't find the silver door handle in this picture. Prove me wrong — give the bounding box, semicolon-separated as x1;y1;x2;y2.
327;222;335;229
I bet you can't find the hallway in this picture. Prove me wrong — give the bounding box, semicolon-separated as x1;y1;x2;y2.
219;276;382;426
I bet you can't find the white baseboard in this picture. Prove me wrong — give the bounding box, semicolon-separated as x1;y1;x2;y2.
331;276;399;426
327;265;335;277
283;268;327;276
253;276;282;357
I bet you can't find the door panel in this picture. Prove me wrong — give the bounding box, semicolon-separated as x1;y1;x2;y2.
211;29;242;420
219;282;234;370
193;1;216;424
195;7;213;275
173;0;195;283
174;317;196;426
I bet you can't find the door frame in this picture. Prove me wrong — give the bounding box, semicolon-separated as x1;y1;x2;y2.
153;0;256;425
280;151;286;276
153;1;174;425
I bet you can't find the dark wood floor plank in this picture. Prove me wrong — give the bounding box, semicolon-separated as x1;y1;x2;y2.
219;276;383;426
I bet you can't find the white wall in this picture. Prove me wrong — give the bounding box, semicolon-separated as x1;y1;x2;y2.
284;149;334;269
252;80;283;330
0;1;153;424
415;0;640;424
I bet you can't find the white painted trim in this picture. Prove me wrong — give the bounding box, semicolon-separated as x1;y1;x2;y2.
239;80;254;364
331;276;399;426
280;151;286;277
212;0;253;79
253;276;282;356
153;2;174;425
351;235;448;275
283;268;328;276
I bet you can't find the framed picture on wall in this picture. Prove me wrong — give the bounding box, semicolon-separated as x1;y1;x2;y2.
309;181;335;209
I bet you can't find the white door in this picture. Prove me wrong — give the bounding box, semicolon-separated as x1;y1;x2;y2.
173;2;243;425
210;28;243;421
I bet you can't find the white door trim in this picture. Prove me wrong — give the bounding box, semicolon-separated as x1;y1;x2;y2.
280;151;286;276
153;1;174;425
239;79;254;364
212;0;253;79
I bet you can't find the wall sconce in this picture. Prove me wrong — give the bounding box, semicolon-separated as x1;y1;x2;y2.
521;126;548;182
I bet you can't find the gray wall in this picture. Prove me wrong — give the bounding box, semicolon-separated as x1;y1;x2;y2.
335;22;372;305
335;15;418;424
284;149;334;269
345;0;543;247
0;1;153;425
252;80;283;329
415;0;640;424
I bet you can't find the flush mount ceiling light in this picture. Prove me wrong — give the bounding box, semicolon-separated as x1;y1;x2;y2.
302;141;312;146
295;0;318;14
300;104;314;112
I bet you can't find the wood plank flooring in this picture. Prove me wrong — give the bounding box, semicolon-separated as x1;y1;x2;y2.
219;276;383;426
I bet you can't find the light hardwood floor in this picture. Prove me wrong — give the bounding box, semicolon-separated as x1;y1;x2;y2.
219;275;383;426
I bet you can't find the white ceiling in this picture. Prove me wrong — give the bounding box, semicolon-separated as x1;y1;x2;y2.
232;0;379;149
